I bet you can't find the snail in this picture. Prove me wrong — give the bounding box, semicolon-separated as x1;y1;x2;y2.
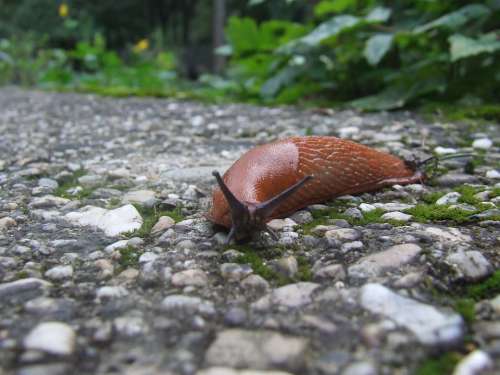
208;135;464;243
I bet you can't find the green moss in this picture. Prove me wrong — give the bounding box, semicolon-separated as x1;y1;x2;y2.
415;352;462;375
454;186;482;205
127;204;184;238
405;204;475;224
54;169;94;200
466;270;500;300
422;192;446;204
107;197;122;208
453;298;475;324
15;271;29;279
234;249;277;281
118;246;143;269
296;255;312;282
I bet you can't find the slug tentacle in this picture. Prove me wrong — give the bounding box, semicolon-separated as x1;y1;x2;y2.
211;170;313;243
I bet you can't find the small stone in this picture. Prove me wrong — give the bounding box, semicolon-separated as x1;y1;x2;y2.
96;286;129;301
381;211;412;222
78;174;104;187
171;269;209;287
373;202;415;212
160;295;215;316
151;216;175;235
224;307;248;326
289;210;313;224
340;241;364;252
272;256;298;278
204;329;308;370
29;195;70;209
360;283;463;345
122;190;156;206
472;208;500;220
44;265;73;281
94;259;114;279
0;278;52;304
0;217;17;231
472;138;493;149
241;275;270;294
38;178;58;189
434;147;458;155
279;231;299;246
254;282;320;310
325;228;361;242
220;263;253;281
359;203;376;212
343;207;363;219
453;350;493;375
436;192;461;206
342;361;378;375
65;204;143;237
267;218;296;231
446;251;493;281
348;243;422;280
24;321;76;355
490;294;500;315
435;174;479;187
313;264;346;282
486;170;500;179
127;237;144;248
104;240;128;253
138;252;157;264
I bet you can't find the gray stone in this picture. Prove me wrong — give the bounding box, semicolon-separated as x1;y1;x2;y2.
436;192;461;206
38;178;58;190
342;361;377;375
220;263;253;281
325;228;361;242
241;275;270;294
96;286;129;301
78;174;104;187
29;195;70;209
0;217;16;231
151;216;175;235
171;269;208;287
435;174;479;187
122;190;156;205
24;321;76;355
161;295;215;316
381;211;412;222
197;368;294;375
348;243;422;279
272;256;298;278
65;204;143;236
360;283;463;345
289;210;313;224
313;264;346;282
267;218;296;231
44;265;73;281
0;278;52;304
472;138;492;149
453;350;493;375
254;282;320;310
446;251;493;281
204;329;308;370
373;202;415;212
343;207;363;220
341;241;364;253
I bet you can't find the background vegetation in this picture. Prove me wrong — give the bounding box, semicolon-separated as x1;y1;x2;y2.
0;0;499;111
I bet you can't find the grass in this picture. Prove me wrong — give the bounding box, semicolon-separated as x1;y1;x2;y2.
118;246;143;270
53;169;95;200
415;352;462;375
465;270;500;301
405;204;475;224
453;298;476;324
126;204;184;238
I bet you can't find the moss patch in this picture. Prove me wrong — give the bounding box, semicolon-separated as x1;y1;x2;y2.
118;246;143;270
127;204;184;238
415;352;462;375
453;298;475;324
465;270;500;301
405;204;475;224
54;169;94;200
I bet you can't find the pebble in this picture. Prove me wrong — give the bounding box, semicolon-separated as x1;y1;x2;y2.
197;367;295;375
435;173;479;187
272;256;298;278
65;204;143;236
241;274;270;294
325;228;361;242
446;251;493;281
204;329;308;370
96;286;129;301
453;350;493;375
436;192;461;205
485;169;500;179
29;195;70;209
313;264;346;282
0;278;52;304
267;218;297;231
289;210;313;224
360;283;463;345
171;269;209;287
78;174;104;187
0;217;17;230
343;207;363;219
341;241;364;252
44;265;73;281
381;211;412;222
373;202;414;212
434;146;458;155
348;244;422;279
472;138;492;149
122;190;156;206
24;321;76;355
151;215;176;235
359;203;376;212
220;263;253;281
254;282;320;310
160;295;215;316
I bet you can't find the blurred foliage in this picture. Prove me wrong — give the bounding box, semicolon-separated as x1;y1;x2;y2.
216;0;500;109
0;0;500;111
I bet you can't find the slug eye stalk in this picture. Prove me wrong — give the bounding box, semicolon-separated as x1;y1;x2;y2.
212;171;313;244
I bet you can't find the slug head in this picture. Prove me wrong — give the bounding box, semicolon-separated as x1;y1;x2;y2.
211;171;313;244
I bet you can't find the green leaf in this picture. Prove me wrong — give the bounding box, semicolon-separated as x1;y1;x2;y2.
366;7;392;23
414;4;491;33
364;33;393;65
449;33;500;61
314;0;356;16
260;65;301;98
226;17;261;55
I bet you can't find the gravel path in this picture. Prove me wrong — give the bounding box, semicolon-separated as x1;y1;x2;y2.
0;88;499;375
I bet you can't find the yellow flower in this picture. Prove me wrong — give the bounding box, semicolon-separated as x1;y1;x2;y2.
59;3;69;18
133;39;149;53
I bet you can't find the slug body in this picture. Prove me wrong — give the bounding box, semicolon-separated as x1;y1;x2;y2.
209;136;424;241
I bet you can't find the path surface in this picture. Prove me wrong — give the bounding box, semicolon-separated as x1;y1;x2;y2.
0;88;499;375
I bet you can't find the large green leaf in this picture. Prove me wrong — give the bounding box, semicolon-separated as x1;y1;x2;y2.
364;33;393;65
314;0;356;16
226;17;261;55
449;33;500;61
366;7;392;23
260;65;301;98
299;15;360;46
414;4;491;33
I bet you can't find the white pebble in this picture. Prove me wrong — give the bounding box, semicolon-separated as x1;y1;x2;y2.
24;322;76;355
472;138;492;149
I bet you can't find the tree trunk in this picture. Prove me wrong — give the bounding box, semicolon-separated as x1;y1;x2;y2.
212;0;226;74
